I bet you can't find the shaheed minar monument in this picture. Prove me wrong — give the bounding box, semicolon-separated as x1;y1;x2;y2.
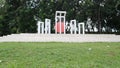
37;11;85;34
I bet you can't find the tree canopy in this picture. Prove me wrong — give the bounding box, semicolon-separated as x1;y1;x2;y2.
0;0;120;36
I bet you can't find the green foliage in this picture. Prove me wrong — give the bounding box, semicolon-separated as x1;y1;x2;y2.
0;0;120;36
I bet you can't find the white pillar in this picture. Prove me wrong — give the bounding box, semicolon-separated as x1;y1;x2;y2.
55;17;57;34
42;22;44;34
78;22;85;34
70;20;77;34
64;16;66;34
60;13;61;34
37;21;44;34
37;21;40;34
45;19;51;34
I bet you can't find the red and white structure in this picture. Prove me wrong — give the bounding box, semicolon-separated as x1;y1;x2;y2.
37;11;85;34
55;11;66;34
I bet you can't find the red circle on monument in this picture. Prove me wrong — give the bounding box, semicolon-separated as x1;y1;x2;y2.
55;22;65;33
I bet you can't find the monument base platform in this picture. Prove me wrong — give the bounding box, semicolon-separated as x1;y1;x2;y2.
0;33;120;42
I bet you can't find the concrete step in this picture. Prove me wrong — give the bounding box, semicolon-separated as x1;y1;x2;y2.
0;33;120;42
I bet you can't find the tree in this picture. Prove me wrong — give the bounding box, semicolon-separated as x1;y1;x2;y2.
103;0;120;32
0;0;11;36
0;0;120;36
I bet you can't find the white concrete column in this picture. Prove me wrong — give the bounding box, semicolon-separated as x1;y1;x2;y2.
42;22;44;34
37;21;44;34
64;16;66;34
60;14;61;34
78;22;85;34
37;21;40;34
55;17;57;34
45;19;51;34
78;24;80;34
70;20;77;34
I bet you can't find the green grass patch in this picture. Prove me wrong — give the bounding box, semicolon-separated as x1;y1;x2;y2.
0;42;120;68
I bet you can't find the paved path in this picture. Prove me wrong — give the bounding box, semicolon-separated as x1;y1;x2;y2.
0;33;120;42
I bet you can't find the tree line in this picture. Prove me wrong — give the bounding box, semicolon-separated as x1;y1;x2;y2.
0;0;120;36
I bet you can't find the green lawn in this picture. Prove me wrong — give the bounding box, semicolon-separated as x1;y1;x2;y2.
0;42;120;68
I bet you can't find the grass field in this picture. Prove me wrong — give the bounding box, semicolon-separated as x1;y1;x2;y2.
0;42;120;68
